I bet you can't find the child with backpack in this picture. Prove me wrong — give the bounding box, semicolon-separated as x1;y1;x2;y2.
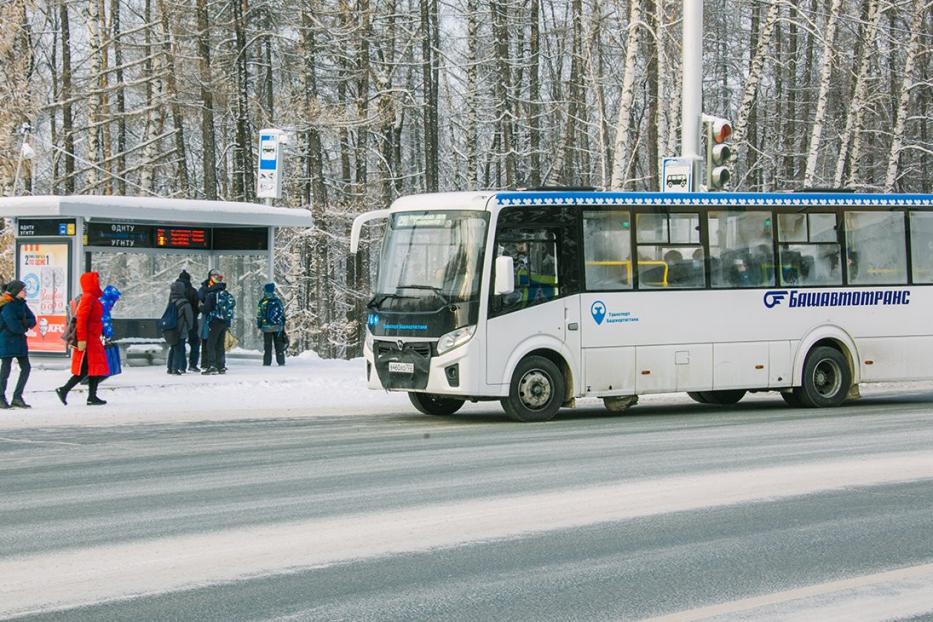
256;283;287;366
199;269;235;375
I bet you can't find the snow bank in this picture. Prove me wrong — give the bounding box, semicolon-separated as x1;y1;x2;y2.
0;354;408;429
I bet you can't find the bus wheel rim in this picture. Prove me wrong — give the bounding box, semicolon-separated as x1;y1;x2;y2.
518;370;552;411
813;358;842;398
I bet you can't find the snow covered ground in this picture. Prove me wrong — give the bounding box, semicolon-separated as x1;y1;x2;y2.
0;351;409;429
4;350;933;430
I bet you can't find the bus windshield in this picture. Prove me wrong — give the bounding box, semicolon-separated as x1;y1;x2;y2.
374;210;488;310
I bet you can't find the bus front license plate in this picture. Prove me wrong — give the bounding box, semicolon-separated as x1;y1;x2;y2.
388;361;415;374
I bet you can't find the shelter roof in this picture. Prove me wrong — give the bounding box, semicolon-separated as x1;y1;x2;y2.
0;195;313;227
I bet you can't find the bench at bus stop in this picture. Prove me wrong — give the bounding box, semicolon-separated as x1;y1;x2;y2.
110;319;169;366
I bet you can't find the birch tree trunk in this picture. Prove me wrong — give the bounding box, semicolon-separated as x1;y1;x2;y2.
609;0;642;190
803;0;844;186
884;0;925;191
82;0;103;191
838;0;883;187
732;0;780;182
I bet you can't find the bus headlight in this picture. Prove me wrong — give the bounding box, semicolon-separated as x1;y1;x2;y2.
436;325;476;355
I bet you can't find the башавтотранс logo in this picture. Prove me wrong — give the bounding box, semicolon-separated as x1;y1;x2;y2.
763;289;910;309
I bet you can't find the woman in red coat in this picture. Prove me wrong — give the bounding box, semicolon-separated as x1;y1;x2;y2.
56;272;109;405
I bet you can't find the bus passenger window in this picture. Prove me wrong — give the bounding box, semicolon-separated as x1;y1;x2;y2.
635;212;704;289
776;211;841;286
637;245;704;289
583;210;633;291
844;212;907;285
910;212;933;283
708;211;775;288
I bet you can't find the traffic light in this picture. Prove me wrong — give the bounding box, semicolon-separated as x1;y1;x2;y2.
704;115;732;190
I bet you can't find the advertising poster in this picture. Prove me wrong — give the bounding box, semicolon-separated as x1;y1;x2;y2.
18;242;70;353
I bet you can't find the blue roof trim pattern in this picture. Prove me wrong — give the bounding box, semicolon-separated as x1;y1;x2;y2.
494;191;933;208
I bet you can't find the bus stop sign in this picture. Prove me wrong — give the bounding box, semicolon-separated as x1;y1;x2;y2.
257;128;285;199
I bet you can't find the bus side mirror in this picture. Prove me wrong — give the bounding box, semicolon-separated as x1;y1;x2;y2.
494;256;515;295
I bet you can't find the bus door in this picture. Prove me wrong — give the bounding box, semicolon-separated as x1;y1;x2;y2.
486;220;581;386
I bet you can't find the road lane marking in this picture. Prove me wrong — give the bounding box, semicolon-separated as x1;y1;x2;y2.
0;436;81;447
644;562;933;621
3;451;933;617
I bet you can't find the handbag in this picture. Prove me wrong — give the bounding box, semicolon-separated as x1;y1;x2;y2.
105;343;122;377
224;331;238;352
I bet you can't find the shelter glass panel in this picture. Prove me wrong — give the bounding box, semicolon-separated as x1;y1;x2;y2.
92;252;210;321
216;254;268;351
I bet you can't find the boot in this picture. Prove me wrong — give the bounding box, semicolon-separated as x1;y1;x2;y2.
10;397;31;409
55;386;68;405
0;396;9;409
87;396;107;406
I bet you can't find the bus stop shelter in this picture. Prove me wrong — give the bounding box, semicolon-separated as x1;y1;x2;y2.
0;195;312;354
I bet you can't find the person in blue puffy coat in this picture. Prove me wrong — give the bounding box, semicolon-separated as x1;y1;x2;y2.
0;280;37;409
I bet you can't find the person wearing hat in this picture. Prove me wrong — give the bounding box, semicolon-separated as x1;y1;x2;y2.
0;280;37;408
256;282;287;366
199;269;234;374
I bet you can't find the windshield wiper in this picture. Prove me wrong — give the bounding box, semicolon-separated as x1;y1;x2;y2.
395;284;451;306
367;292;417;309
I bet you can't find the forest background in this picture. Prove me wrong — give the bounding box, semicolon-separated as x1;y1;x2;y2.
0;0;930;357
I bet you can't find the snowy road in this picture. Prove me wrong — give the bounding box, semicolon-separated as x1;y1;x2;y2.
3;385;933;620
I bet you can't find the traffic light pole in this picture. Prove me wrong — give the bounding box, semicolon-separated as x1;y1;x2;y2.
681;0;703;191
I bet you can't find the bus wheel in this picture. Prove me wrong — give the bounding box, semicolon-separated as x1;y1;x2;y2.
795;346;851;407
409;392;464;416
687;392;711;404
700;390;746;405
502;355;565;422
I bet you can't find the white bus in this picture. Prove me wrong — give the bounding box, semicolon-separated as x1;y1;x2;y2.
351;190;933;421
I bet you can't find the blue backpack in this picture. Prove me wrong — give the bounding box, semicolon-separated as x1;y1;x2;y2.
160;301;181;345
159;301;178;331
215;290;236;325
261;297;285;330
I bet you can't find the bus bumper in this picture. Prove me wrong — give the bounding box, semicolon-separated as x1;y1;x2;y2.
365;337;483;397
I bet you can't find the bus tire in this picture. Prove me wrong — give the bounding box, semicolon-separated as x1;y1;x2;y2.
409;392;464;416
687;392;711;404
795;346;851;408
699;390;746;405
502;355;565;422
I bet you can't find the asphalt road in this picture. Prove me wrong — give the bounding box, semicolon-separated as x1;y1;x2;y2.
3;391;933;621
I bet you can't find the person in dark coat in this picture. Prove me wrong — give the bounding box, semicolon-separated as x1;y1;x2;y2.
0;280;36;408
256;283;287;366
200;269;231;375
167;281;194;375
56;272;109;406
177;270;202;372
